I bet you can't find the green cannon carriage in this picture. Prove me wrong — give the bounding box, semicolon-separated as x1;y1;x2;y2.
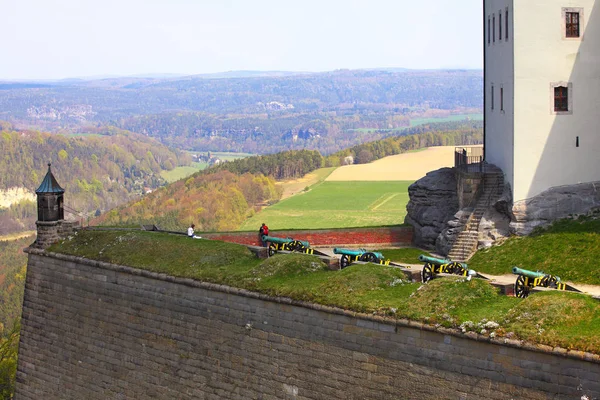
419;254;472;282
262;235;313;257
333;248;389;268
511;267;579;298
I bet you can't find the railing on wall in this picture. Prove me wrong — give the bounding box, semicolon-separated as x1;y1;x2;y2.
455;146;484;173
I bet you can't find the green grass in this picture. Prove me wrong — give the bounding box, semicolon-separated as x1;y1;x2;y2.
409;113;483;127
48;229;600;353
469;216;600;284
374;248;432;264
211;152;254;161
239;181;412;231
160;162;208;183
349;113;483;133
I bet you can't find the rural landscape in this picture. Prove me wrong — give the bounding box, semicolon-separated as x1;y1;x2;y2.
2;0;600;398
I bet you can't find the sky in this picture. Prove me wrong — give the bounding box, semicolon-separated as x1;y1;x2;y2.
1;0;483;80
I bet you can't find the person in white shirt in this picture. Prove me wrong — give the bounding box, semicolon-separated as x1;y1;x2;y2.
188;223;201;239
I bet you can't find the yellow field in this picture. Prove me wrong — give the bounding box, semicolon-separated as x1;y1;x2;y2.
326;146;459;181
277;167;336;200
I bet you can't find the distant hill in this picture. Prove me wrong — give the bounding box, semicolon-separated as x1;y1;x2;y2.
0;69;483;154
0;124;190;235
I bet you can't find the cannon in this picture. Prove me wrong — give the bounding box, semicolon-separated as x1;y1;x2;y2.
419;254;473;283
262;235;312;257
511;266;576;298
333;248;389;268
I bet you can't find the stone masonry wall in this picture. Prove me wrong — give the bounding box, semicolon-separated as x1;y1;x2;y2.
202;226;413;248
16;250;600;399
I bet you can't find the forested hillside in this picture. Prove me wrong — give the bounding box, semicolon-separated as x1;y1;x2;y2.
0;237;29;332
0;236;28;400
0;69;482;154
95;170;280;231
325;121;483;165
97;122;482;231
208;150;324;180
0;124;190;235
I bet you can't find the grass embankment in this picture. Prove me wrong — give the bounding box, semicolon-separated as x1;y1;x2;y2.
240;181;412;231
162;152;254;183
469;216;600;285
50;230;600;353
160;162;207;183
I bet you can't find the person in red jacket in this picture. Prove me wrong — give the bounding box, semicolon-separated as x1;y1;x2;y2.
258;223;269;247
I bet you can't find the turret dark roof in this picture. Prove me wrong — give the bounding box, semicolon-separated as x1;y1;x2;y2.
35;164;65;194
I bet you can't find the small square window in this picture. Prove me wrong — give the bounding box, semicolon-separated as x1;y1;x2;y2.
566;12;580;37
554;87;568;112
550;82;573;115
562;8;584;40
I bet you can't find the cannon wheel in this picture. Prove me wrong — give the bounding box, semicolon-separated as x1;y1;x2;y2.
288;240;306;252
268;243;277;257
340;255;350;269
359;252;378;263
515;275;530;298
422;263;434;283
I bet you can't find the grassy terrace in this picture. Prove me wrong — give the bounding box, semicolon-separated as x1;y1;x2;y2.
240;181;412;231
469;215;600;285
50;229;600;354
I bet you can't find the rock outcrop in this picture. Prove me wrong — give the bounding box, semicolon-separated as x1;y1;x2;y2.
405;168;459;249
435;209;470;255
510;181;600;235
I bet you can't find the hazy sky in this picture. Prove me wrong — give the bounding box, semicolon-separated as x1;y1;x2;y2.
1;0;483;80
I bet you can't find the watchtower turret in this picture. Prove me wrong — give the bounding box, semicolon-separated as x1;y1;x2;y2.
34;164;65;249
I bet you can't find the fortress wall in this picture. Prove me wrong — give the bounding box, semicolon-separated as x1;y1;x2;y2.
16;250;600;400
204;226;413;248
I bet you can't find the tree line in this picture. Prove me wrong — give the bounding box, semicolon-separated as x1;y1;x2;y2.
94;170;281;232
0;123;191;235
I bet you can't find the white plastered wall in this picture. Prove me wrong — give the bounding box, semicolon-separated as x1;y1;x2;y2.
484;0;515;196
512;0;600;201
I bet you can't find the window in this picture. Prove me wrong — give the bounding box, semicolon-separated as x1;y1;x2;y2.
505;8;509;40
499;11;502;41
488;16;491;44
554;86;568;112
550;82;573;115
562;8;583;40
500;87;504;111
566;12;580;37
491;85;494;110
493;15;496;42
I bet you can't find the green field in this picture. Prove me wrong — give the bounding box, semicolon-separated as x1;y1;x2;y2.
239;181;412;231
160;162;207;183
162;152;255;183
409;113;483;127
349;113;483;133
211;151;254;161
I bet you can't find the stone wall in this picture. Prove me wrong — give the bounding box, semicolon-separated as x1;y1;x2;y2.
16;250;600;399
202;226;413;248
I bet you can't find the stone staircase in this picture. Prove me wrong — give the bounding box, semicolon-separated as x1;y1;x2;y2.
448;170;504;262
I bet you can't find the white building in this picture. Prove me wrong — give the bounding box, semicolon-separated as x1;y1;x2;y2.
484;0;600;202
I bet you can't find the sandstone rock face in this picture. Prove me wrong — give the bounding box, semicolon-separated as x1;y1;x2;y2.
405;168;459;249
435;209;470;255
510;181;600;235
477;183;512;248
